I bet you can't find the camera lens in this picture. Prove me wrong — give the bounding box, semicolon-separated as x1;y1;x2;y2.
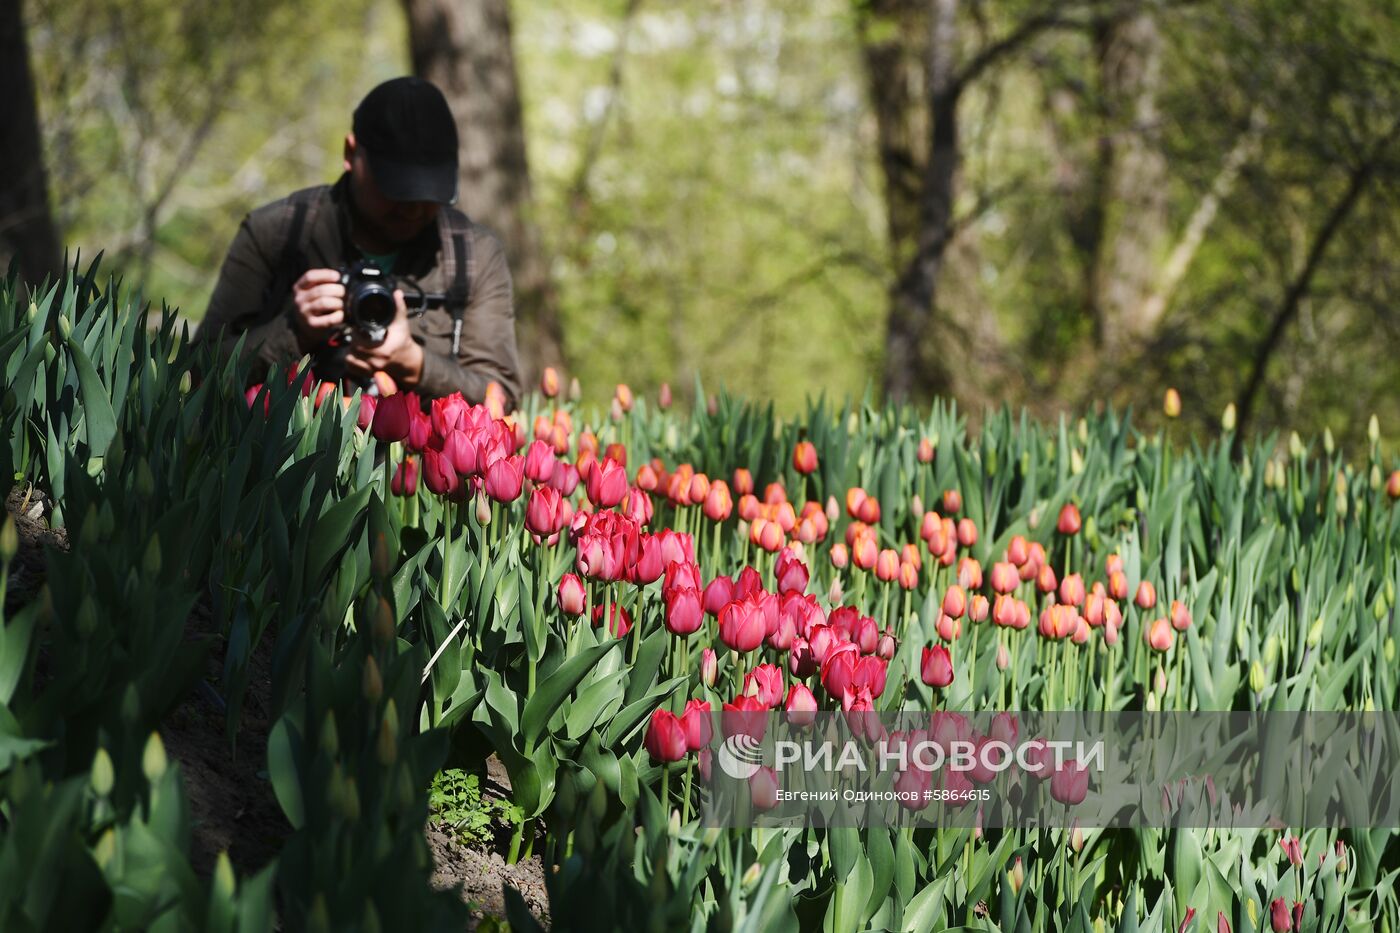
351;283;396;330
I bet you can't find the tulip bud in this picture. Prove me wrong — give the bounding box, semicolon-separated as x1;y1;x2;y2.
1071;824;1085;852
541;367;560;397
142;731;168;782
1009;856;1024;894
996;643;1010;671
372;595;396;646
476;494;492;526
1386;638;1396;664
0;516;16;563
1289;431;1304;459
1323;427;1335;456
1145;690;1159;711
568;377;582;401
1222;403;1237;432
1070;447;1085;476
91;748;115;797
828;576;843;604
701;648;717;688
1250;660;1266;693
377;700;399;765
94;829;117;870
363;655;383;702
1163;388;1181;418
1369;414;1381;446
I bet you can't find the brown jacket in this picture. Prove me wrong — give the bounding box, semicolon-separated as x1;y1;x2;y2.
196;173;521;408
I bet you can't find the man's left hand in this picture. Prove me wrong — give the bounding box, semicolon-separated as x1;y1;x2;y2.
343;289;424;387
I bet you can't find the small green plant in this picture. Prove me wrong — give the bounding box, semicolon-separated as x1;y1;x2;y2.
430;768;523;849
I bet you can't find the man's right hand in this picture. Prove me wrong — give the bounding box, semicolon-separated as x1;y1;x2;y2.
292;269;347;351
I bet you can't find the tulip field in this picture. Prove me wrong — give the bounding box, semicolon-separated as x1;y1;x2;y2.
4;261;1400;932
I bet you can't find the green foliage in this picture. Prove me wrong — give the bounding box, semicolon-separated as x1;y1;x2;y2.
429;769;523;848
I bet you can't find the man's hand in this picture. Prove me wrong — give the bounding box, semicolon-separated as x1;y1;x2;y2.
343;289;425;387
292;269;347;352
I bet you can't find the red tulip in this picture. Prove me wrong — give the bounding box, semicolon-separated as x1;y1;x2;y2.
679;699;712;751
1177;909;1196;933
644;708;688;763
702;576;735;617
920;645;954;688
792;441;818;475
371;390;412;442
820;645;859;700
406;407;432;451
1279;835;1303;866
622;486;653;527
664;586;704;636
743;663;785;708
719;600;767;652
391;456;418;496
421;447;460;498
1387;470;1400;501
557;573;586;616
1269;898;1292;932
1057;503;1082;535
591;601;632;637
549;462;580;497
721;694;767;741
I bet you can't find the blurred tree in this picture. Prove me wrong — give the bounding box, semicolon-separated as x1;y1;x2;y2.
0;0;63;291
401;0;566;385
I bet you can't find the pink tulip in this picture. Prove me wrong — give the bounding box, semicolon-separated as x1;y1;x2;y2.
1058;573;1086;608
586;457;629;508
774;547;810;595
525;486;569;537
792;441;818;475
750;767;779;810
936;612;961;643
483;455;524;503
703;576;735;617
391;456;418;496
591;601;632;637
664;586;704;636
1057;503;1082;535
942;584;967;620
523;439;557;484
1136;579;1158;609
1050;760;1089;805
355;393;377;430
743;663;785;708
557;574;586;616
679;699;712;751
1147;618;1173;652
406;407;432;451
721;695;767;741
632;535;666;585
700;648;718;687
820;645;859;700
829;543;849;569
644;709;688;763
719;600;767;652
1171;599;1192;632
784;683;818;728
969;595;989;623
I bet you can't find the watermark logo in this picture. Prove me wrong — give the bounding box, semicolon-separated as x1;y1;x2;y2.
717;733;765;779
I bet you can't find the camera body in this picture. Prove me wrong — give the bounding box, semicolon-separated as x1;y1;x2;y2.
339;260;398;346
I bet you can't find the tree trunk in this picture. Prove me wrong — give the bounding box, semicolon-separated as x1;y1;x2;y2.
1090;9;1168;356
879;0;959;403
401;0;564;385
0;0;64;292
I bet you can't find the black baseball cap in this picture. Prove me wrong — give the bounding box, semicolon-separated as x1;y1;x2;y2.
352;77;460;205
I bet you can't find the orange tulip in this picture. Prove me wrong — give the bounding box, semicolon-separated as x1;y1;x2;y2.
957;557;982;590
918;437;935;463
733;468;755;496
792;441;819;475
540;366;560;398
1108;570;1129;601
898;560;919;590
615;383;634;413
1057;503;1082;535
875;548;900;581
1146;618;1173;651
1387;470;1400;500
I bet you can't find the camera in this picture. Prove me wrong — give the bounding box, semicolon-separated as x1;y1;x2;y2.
340;260;398;346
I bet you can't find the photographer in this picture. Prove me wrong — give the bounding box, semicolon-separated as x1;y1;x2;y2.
196;76;522;410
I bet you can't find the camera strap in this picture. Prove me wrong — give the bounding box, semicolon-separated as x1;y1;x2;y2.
437;208;474;355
